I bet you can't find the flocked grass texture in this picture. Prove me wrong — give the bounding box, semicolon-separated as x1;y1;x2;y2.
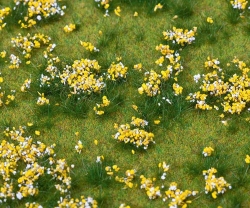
1;0;250;207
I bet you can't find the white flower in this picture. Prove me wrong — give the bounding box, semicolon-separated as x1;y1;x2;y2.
37;15;42;20
192;191;197;196
96;156;102;163
161;173;167;180
16;192;23;200
193;74;201;83
203;152;208;157
164;98;172;104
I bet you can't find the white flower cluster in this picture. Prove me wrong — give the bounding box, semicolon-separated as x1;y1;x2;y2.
9;54;21;69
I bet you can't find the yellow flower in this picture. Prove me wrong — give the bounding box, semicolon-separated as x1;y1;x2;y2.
104;4;109;9
134;63;142;71
37;93;49;105
134;12;138;17
245;155;250;164
154;120;160;124
173;83;183;95
102;96;110;106
116;56;122;61
27;122;33;127
132;150;135;154
112;165;120;172
202;147;214;157
94;140;98;145
207;17;213;24
219;114;224;118
132;105;138;111
172;15;178;20
221;120;228;126
75;132;79;136
35;130;40;136
63;24;76;33
212;191;217;199
154;3;163;12
114;6;121;16
75;140;83;153
0;50;6;58
0;77;3;83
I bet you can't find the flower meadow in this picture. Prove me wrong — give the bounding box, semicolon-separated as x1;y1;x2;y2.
1;0;250;207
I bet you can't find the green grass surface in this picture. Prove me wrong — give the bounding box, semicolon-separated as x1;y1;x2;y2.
1;0;250;207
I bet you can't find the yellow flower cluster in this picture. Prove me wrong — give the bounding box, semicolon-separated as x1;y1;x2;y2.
207;17;214;24
105;165;136;188
5;93;15;105
11;33;52;64
56;195;98;208
105;164;120;176
230;0;249;10
107;61;128;81
173;83;183;96
37;92;49;105
60;59;106;95
133;63;142;72
25;202;43;208
0;7;10;30
139;162;169;200
186;91;212;110
139;27;196;98
104;161;198;206
114;6;121;17
223;58;250;114
80;41;99;52
40;56;60;87
202;147;214;157
95;0;111;17
163;182;198;207
163;27;197;46
113;117;154;149
130;116;148;127
9;54;21;69
75;140;83;154
115;169;136;189
140;164;198;207
96;155;104;163
21;79;32;92
0;126;73;202
203;168;232;199
138;70;161;96
93;95;110;115
156;44;183;76
187;57;250;114
47;158;72;194
0;75;16;107
14;0;66;28
63;24;76;33
119;203;130;208
158;161;169;180
140;175;161;199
